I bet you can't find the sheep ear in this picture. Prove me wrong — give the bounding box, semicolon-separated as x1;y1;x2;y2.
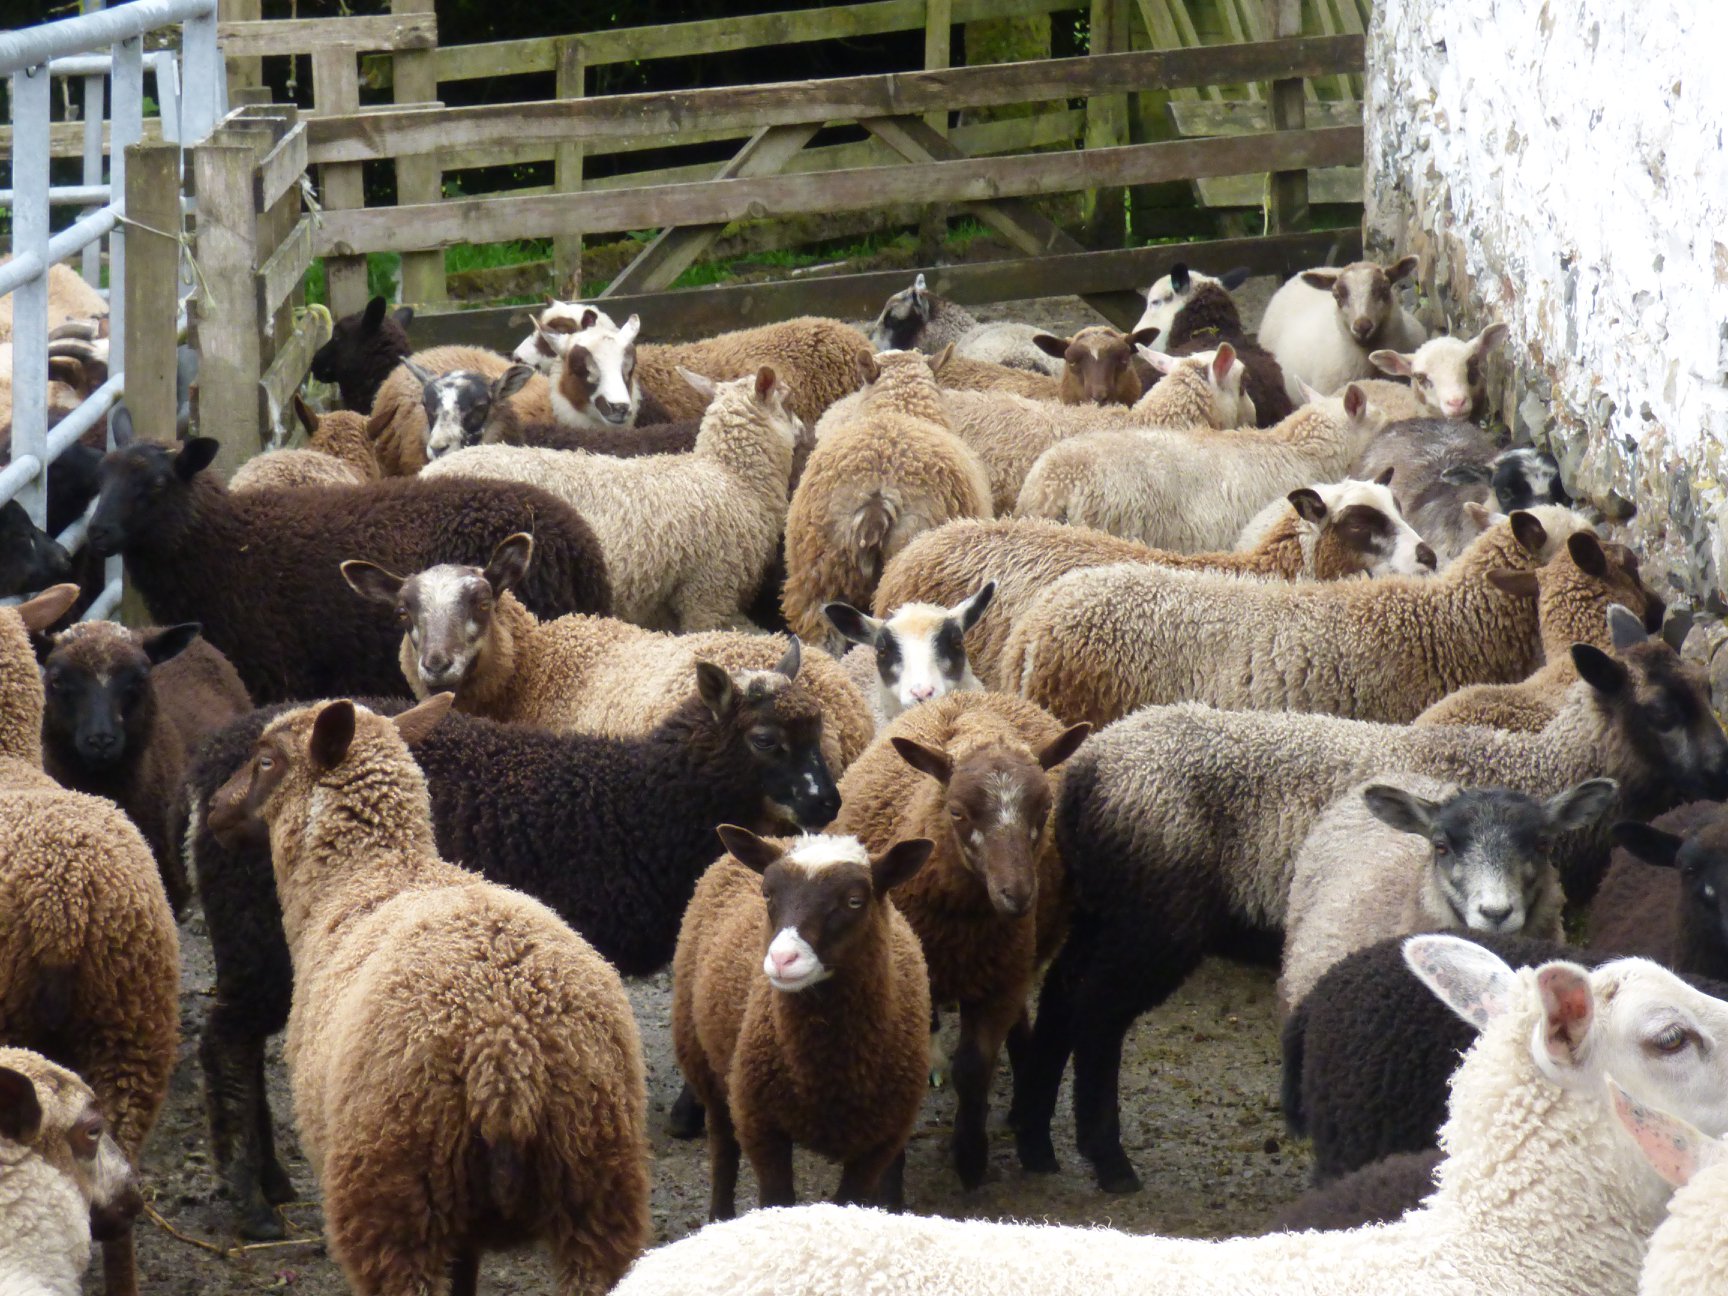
1370;349;1414;378
1342;384;1368;421
493;364;534;403
891;736;952;785
143;622;201;667
871;837;934;896
0;1067;43;1143
1609;1076;1723;1189
1508;510;1549;556
308;700;356;771
1571;643;1630;696
676;366;716;400
694;660;737;718
1210;343;1236;385
1607;604;1649;651
774;635;801;682
1373;466;1395;488
1612;821;1685;869
1440;463;1493;486
341;559;405;605
619;314;641;345
952;580;996;633
1473;322;1509;356
402;358;436;388
1544;778;1619;834
1297;378;1326;404
1386;255;1419;283
1487;570;1540;599
1287;488;1328;524
1300;269;1341;290
393;692;453;746
1402;934;1516;1032
14;584;79;633
822;602;881;648
361;296;388;331
292;393;319;437
176;438;220;481
855;352;881;387
1462;500;1498;532
929;342;956;375
1219;267;1251;290
1130;326;1161;350
1566;530;1608;576
1038;723;1091;772
483;533;534;595
716;823;781;875
1534;960;1595;1069
1031;333;1070;361
392;306;415;329
1168;263;1191;293
1142;350;1179;376
110;404;135;447
579;307;600;331
1362;784;1440;836
754;365;778;401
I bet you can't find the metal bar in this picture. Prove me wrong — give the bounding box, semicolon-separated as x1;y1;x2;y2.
0;458;45;508
10;62;53;529
110;34;145;386
0;0;215;75
46;203;122;262
179;2;224;144
0;184;114;205
47;48;183;76
80;3;107;287
83;578;125;623
0;254;45;299
45;379;125;462
154;52;181;145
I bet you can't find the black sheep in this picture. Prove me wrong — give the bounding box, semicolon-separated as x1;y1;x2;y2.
1280;930;1728;1183
1265;1149;1443;1232
85;434;611;703
189;649;840;1239
0;498;72;597
1164;271;1295;427
1593;800;1728;980
309;295;413;412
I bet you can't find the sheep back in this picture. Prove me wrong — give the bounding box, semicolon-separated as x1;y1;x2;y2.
634;317;873;427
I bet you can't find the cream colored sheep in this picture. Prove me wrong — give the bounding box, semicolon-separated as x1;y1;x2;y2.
1258;257;1426;402
928;343;1062;399
633;317;873;427
1610;1080;1728;1295
0;263;107;344
1365;324;1509;421
1013;383;1389;551
366;344;555;475
782;350;992;652
1002;506;1587;729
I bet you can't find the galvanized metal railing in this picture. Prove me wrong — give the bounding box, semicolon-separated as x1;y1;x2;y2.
1;0;223;619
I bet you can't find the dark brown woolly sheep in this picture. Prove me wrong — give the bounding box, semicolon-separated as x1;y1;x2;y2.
1032;325;1160;406
1163;274;1295;427
1592;802;1728;981
507;417;699;457
309;295;413;412
1265;1150;1443;1232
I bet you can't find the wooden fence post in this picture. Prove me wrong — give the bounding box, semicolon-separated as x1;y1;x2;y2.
121;142;182;443
219;0;263;102
552;38;587;298
192;126;270;478
917;0;954;264
1267;0;1310;233
1085;0;1130;247
392;0;445;306
312;47;369;319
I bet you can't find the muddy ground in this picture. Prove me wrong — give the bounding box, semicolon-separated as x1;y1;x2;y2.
118;283;1307;1294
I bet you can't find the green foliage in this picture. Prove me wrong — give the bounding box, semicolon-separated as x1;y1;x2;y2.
301;253;401;309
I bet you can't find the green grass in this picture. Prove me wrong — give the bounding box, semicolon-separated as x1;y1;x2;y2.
443;239;551;274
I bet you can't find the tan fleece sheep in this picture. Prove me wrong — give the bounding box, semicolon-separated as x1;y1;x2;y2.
633;316;873;427
366;344;555;475
231;398;380;492
782;350;992;652
0;263;108;344
834;692;1088;1187
0;584;179;1296
206;695;650;1295
873;481;1433;689
1416;534;1663;731
929;343;1062;399
343;534;873;775
1003;506;1589;729
421;367;797;630
1013;383;1389;551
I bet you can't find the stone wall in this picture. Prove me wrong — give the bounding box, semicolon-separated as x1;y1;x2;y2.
1364;0;1728;638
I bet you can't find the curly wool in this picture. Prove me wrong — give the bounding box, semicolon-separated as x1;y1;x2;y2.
253;703;650;1295
929;348;1062;399
1164;280;1294;427
366;344;555;475
1264;1150;1443;1233
1005;507;1584;729
230;409;381;493
633;317;873;427
1587;802;1724;976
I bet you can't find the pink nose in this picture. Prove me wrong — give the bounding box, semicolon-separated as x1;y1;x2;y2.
910;683;936;701
771;949;800;974
1445;399;1469;415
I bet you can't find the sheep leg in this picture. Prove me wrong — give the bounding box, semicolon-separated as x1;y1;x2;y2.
876;1150;907;1212
951;1001;1016;1190
449;1250;480;1296
667;1082;706;1139
1013;954;1083;1175
1003;1007;1033;1128
1071;1011;1141;1195
834;1142;903;1207
749;1130;797;1210
706;1101;741;1222
100;1232;138;1296
198;1020;287;1239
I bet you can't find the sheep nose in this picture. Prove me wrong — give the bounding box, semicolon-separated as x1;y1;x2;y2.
594;397;629;425
81;731;120;758
909;683;936;702
421;652;452;677
1416;543;1437;570
1352;319;1375;340
1478;902;1514;927
770;949;801;975
1444;399;1470;416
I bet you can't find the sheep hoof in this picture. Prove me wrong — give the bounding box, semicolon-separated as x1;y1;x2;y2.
1090;1158;1144;1195
1015;1132;1060;1175
954;1136;988;1190
260;1160;296;1206
237;1203;287;1242
667;1086;706;1140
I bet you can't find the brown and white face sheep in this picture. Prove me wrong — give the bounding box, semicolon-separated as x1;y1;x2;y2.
545;313;643;429
1370;324;1510;421
1032;325;1162;406
511;299;611;374
1287;473;1437;578
1301;257;1421;346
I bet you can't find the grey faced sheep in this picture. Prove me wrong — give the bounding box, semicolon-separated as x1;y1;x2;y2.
308;295;413;412
672;826;933;1218
1361;323;1509;421
1257;257;1426;402
825;582;994;722
365;344;553;476
1610;1080;1728;1295
867;274;1063;376
409;358;537;462
207;696;651;1294
1592;803;1728;982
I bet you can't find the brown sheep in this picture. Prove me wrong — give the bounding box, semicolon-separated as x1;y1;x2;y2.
633;316;875;428
207;695;650;1295
928;344;1062;399
229;396;381;492
672;826;933;1219
1032;324;1162;405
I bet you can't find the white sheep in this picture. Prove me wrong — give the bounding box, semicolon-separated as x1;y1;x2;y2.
1608;1078;1728;1294
510;299;618;373
1258;257;1426;402
1358;323;1510;421
613;938;1728;1296
825;582;995;723
0;262;108;345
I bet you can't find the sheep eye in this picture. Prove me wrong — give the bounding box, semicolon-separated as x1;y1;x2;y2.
1415;374;1432;387
748;732;777;752
1651;1024;1692;1054
847;894;864;910
69;1114;102;1158
1648;704;1679;731
949;808;965;822
1432;838;1450;856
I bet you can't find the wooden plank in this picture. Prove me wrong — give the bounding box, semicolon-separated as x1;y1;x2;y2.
1085;0;1131;246
255;120;307;210
258;313;331;434
218;13;437;58
392;0;445;307
307;37;1366;164
412;228;1362;348
312;48;370;321
552;39;586;297
1196;165;1358;206
256;215;314;319
192;136;268;474
1267;0;1310;232
0;120;164;157
121;143;183;443
1169;97;1357;133
221;0;263;98
603;124;822;299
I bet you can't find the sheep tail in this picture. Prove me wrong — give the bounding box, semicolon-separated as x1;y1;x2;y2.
1279;1004;1309;1138
464;1036;546;1225
847;492;896;582
468;1128;531;1223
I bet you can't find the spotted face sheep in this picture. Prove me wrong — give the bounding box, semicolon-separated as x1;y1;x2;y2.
511;299;616;374
1258;257;1426;401
403;359;536;462
1151;267;1295;428
1367;323;1509;421
1132;263;1250;345
824;582;994;720
868;275;1063;376
542;312;645;429
1031;325;1161;406
308;296;413;412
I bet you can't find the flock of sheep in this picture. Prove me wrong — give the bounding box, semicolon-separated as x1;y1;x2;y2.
2;250;1728;1296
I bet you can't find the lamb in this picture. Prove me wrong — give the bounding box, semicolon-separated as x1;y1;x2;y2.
1014;381;1388;551
85;432;612;704
308;295;413;412
874;487;1433;689
1132;263;1249;345
1257;256;1426;401
835;693;1088;1187
0;263;108;345
1011;618;1728;1192
206;696;651;1294
0;499;73;598
421;367;797;630
342;533;871;777
781;350;992;651
1158;266;1295;427
614;938;1728;1296
1278;773;1617;1011
673;826;933;1218
632;316;874;428
0;1048;140;1296
824;583;994;722
1031;324;1162;406
38;621;250;915
1417;540;1663;730
928;345;1062;399
365;344;552;475
0;584;180;1296
536;313;658;431
1609;1080;1728;1295
1004;507;1583;730
511;299;617;373
1364;324;1509;421
867;274;1063;375
1590;803;1728;981
229;397;381;492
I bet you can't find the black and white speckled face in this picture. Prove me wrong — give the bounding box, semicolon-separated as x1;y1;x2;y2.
420;370;495;460
1492;447;1571;511
868;275;935;351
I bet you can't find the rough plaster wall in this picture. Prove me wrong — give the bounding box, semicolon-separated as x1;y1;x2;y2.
1365;0;1728;638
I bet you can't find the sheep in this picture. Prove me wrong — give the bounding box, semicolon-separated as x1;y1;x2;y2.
927;344;1062;399
1591;803;1728;980
632;316;874;429
505;416;699;458
1263;1149;1443;1232
0;1047;140;1296
229;397;381;493
308;295;413;412
0;499;73;598
1031;324;1161;406
1132;263;1249;345
84;433;612;704
672;826;933;1219
1363;323;1509;421
342;533;871;777
191;646;842;1238
1278;773;1618;1012
824;583;994;722
38;621;250;915
781;350;992;652
937;346;1253;514
1609;1080;1728;1295
1010;618;1728;1192
1257;256;1426;402
206;695;651;1294
0;584;180;1296
535;313;659;433
1417;539;1663;730
511;299;616;374
1003;506;1583;730
1014;381;1388;551
874;489;1433;690
1157;265;1295;427
867;274;1063;375
365;344;552;476
835;693;1088;1187
614;937;1728;1296
0;263;108;345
